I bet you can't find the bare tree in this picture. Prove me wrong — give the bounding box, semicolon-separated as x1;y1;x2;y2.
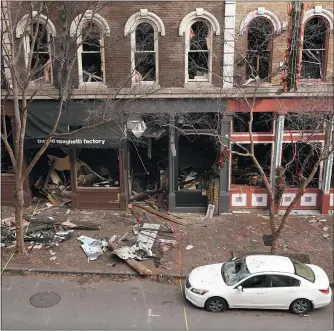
0;1;160;255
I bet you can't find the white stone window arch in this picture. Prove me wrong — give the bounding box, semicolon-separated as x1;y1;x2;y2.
300;7;333;80
124;9;165;86
16;12;56;84
70;10;110;86
239;8;282;36
303;6;333;31
179;8;220;85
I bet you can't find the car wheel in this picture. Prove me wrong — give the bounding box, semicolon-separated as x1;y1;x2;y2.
290;298;312;315
205;297;227;313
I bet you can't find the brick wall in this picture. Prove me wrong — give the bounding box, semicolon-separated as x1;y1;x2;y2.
235;1;333;85
8;1;225;89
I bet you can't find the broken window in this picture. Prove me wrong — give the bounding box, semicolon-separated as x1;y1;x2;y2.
187;21;210;81
178;135;218;190
80;23;103;83
231;144;272;188
1;116;14;173
284;112;325;132
330;161;334;188
130;137;168;195
233;112;273;132
246;17;273;81
134;22;156;82
30;23;52;83
76;148;119;188
28;148;72;205
301;17;329;80
281;143;321;188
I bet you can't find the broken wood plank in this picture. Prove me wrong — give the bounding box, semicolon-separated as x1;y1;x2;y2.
61;219;100;230
43;159;55;190
47;193;60;206
108;241;152;276
130;189;163;202
132;203;189;226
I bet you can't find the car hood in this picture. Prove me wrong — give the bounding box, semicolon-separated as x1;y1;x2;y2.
188;263;226;289
307;264;330;288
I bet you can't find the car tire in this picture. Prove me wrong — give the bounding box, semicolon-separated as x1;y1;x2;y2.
205;297;227;313
290;298;312;315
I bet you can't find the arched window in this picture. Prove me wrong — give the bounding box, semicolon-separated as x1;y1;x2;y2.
125;9;165;86
187;21;211;81
246;17;273;81
79;22;104;83
134;22;156;82
301;16;329;80
179;8;220;84
70;11;110;85
30;23;52;83
16;12;56;84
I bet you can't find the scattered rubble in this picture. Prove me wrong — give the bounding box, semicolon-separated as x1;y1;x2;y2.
323;234;330;239
186;245;194;250
77;235;108;261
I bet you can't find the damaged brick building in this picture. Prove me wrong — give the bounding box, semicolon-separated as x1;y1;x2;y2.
1;1;333;214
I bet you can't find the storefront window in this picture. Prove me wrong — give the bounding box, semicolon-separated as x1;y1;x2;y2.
231;143;272;188
281;143;321;188
75;148;120;188
233;112;273;132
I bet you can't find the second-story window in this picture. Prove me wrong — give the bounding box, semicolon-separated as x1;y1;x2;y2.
80;23;104;83
301;16;329;80
134;22;156;82
30;23;52;83
246;17;273;81
187;21;211;81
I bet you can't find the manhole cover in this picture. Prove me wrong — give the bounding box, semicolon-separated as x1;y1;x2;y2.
30;291;60;308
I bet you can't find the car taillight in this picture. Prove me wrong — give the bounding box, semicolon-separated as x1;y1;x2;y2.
319;288;330;294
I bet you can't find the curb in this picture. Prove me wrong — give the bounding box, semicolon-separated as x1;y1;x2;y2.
2;266;188;280
3;266;333;286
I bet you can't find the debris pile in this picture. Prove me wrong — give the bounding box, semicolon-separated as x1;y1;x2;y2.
1;213;100;250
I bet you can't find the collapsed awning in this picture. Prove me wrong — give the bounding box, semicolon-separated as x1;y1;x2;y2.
25;100;125;149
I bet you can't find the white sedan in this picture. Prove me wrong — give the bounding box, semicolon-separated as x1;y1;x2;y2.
184;255;332;314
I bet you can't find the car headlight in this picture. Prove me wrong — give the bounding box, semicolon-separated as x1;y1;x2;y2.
191;288;209;295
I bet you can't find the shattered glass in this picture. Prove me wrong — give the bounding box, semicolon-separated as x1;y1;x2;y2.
222;258;251;286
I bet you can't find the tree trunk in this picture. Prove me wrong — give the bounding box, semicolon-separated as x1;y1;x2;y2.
270;233;279;254
14;179;27;255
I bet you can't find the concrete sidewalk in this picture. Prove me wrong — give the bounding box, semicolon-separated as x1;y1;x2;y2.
1;206;333;284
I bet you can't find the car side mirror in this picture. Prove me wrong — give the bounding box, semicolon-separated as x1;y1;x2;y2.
237;286;243;292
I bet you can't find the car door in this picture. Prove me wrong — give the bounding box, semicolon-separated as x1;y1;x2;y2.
264;274;301;309
229;274;269;309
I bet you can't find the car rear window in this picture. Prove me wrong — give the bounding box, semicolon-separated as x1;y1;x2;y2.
290;258;315;283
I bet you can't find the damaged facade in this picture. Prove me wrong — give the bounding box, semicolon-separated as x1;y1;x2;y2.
1;1;333;214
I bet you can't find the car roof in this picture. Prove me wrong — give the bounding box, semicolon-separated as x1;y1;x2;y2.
246;255;295;274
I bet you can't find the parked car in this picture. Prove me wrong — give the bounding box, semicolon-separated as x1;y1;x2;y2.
184;255;332;314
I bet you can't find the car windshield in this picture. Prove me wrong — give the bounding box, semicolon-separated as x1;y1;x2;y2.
290;258;315;282
222;257;251;286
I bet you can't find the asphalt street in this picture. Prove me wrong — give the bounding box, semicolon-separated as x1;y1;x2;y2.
1;274;333;330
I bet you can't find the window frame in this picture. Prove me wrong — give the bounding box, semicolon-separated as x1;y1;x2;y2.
185;18;213;84
77;22;106;86
15;12;56;85
130;20;159;87
268;274;301;288
29;22;53;84
245;17;274;83
234;274;269;289
300;15;331;82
